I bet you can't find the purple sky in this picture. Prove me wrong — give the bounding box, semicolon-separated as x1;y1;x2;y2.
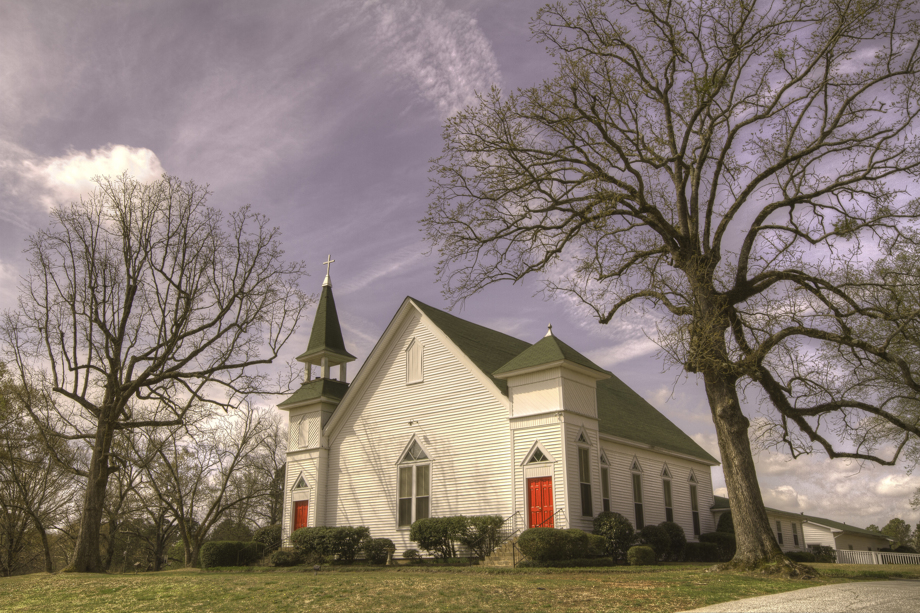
1;0;916;532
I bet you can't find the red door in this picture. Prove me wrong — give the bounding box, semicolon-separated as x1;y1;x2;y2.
528;477;553;528
293;501;309;530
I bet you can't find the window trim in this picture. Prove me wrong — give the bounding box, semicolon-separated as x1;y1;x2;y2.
776;520;784;545
397;437;432;529
522;441;556;465
662;478;673;523
631;459;644;529
791;522;799;546
601;466;610;513
577;445;592;517
406;338;424;384
689;482;700;536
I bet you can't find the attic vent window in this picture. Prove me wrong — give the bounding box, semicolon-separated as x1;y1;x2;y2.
528;448;549;463
600;452;609;466
293;475;308;490
576;431;588;444
688;471;698;484
630;458;642;473
402;441;428;462
661;465;672;479
406;339;424;384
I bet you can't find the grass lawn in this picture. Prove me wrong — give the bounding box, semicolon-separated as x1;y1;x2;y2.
1;563;918;613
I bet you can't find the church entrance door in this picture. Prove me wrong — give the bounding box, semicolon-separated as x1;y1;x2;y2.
293;500;309;530
527;477;553;528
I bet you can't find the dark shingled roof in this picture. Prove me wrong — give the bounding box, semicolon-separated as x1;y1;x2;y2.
411;298;717;464
494;333;610;376
297;285;356;362
711;496;889;539
277;378;350;408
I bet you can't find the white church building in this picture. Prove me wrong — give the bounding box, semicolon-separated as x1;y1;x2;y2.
277;265;719;553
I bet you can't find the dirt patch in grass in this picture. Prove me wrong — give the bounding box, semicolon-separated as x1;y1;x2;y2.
1;564;916;613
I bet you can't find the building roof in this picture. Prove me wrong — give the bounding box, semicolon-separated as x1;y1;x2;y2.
710;495;890;540
296;285;356;363
412;298;717;464
277;378;350;409
494;332;611;377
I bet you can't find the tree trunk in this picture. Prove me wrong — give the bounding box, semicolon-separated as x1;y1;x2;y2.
31;517;53;573
64;417;116;572
703;370;785;565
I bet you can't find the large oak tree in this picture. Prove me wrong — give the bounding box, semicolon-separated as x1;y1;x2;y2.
424;0;920;571
1;174;308;572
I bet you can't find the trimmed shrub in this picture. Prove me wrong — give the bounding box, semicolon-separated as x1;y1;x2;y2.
563;529;591;559
638;525;671;562
627;545;656;566
593;511;636;563
363;538;395;565
786;551;816;563
271;549;303;567
290;526;370;563
410;516;467;559
253;524;283;554
586;534;607;558
200;541;261;568
517;528;573;562
895;544;918;554
658;521;687;561
716;512;734;535
699;532;736;562
458;515;504;559
683;542;720;562
808;545;836;563
402;548;422;563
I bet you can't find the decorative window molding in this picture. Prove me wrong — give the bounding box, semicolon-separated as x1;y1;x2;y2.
661;464;672;479
632;472;644;529
578;446;592;516
630;456;643;473
688;469;698;484
601;465;610;513
690;482;700;536
397;436;431;528
406;338;424;384
521;441;556;465
575;428;590;445
599;451;609;466
292;473;308;491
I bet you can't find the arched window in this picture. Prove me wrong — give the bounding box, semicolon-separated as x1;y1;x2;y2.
398;438;430;527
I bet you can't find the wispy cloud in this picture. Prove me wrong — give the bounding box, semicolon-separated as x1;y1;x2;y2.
362;0;502;118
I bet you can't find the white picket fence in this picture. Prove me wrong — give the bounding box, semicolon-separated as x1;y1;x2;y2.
837;549;920;565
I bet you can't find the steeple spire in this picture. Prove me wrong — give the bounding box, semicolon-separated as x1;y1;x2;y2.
296;256;355;382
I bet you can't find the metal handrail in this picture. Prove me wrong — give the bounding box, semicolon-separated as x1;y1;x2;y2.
534;508;564;529
466;510;522;565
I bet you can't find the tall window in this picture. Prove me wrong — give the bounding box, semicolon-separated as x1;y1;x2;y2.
791;522;799;546
689;484;700;536
578;447;592;517
776;520;784;545
600;453;610;513
661;465;673;523
398;440;430;527
663;480;673;523
632;473;644;528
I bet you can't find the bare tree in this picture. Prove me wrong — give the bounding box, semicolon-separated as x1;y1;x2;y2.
1;173;308;572
424;0;920;571
135;402;274;567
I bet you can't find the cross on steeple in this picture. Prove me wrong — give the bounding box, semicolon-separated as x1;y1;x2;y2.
322;255;335;287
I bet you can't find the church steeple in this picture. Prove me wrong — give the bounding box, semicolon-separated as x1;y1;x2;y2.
296;256;356;382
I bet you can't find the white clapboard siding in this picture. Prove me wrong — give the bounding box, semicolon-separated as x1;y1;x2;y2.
768;514;806;552
282;452;323;542
564;420;602;532
509;368;562;417
602;441;714;539
323;311;512;553
561;372;598;419
512;419;565;531
802;523;836;549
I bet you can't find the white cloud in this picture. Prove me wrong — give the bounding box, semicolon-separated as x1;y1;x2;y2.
21;144;164;210
762;484;808;511
691;432;722;462
364;0;502;117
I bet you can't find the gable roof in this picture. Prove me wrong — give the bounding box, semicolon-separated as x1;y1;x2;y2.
296;285;356;363
711;495;891;539
278;378;349;409
411;298;716;464
494;332;611;377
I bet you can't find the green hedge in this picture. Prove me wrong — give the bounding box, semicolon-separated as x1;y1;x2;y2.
253;524;283;554
516;528;595;562
808;545;836;563
683;541;720;562
363;538;395;565
459;515;504;559
290;526;370;563
270;549;303;567
627;545;656;566
716;512;734;534
638;525;671;561
593;511;636;563
410;517;467;559
699;532;736;562
658;521;687;561
786;551;816;563
517;557;617;568
200;541;262;568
